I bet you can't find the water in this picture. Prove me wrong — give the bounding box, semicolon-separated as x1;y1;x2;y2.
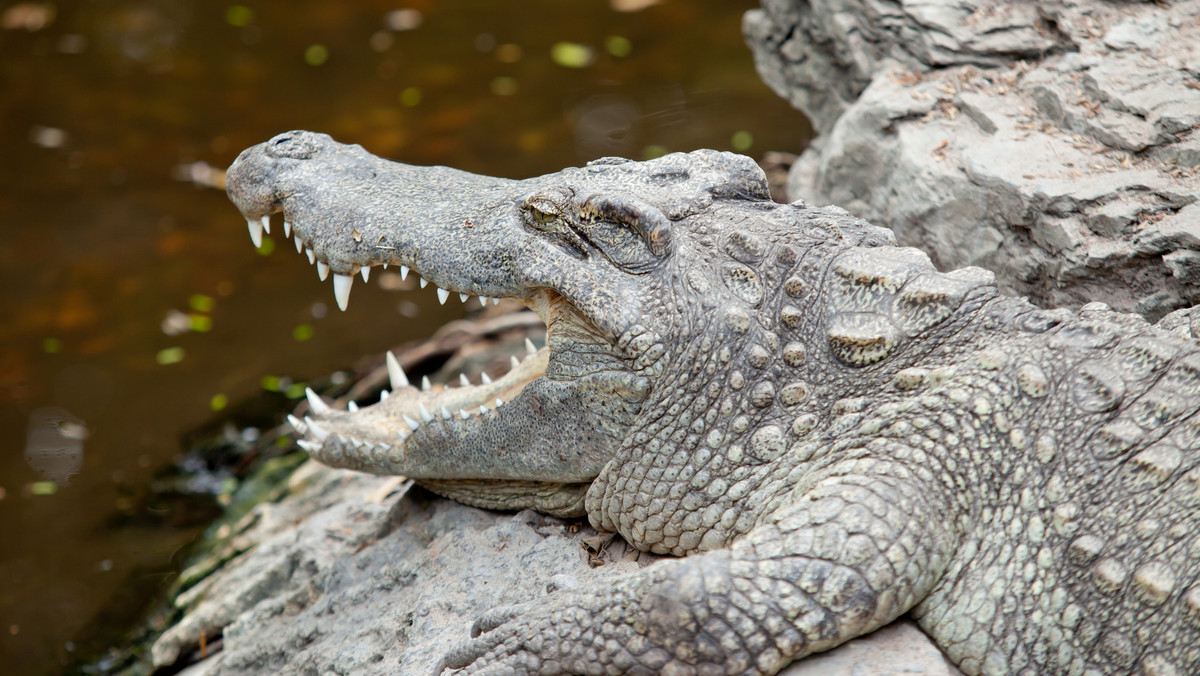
0;1;811;672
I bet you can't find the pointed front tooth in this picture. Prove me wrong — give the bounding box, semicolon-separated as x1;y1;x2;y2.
247;218;263;247
306;248;316;264
481;372;492;385
386;351;410;389
380;389;390;401
437;287;449;304
480;404;490;414
333;273;353;311
284;220;293;238
361;266;371;282
382;262;388;269
297;439;319;452
441;407;451;420
305;417;330;441
419;277;428;288
348;401;359;412
305;387;333;416
459;409;470;420
459;373;471;387
287;414;306;432
400;265;409;280
479;296;490;307
260;214;271;234
402;414;420;431
459;293;469;303
419;402;433;422
495;398;504;407
510;355;521;370
293;234;303;253
317;260;330;281
525;338;537;354
421;375;432;391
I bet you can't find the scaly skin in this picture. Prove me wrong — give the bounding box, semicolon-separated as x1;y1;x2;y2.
226;130;1200;675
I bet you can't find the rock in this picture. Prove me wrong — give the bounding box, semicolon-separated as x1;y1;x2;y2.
745;0;1200;320
157;464;655;675
778;620;961;676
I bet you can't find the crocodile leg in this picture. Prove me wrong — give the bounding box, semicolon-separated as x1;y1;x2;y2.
442;457;958;675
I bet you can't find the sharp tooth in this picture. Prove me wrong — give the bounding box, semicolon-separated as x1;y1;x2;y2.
386;351;410;389
419;277;428;288
480;372;492;385
480;404;490;414
348;401;359;412
459;409;470;420
459;293;469;303
297;439;319;452
400;265;409;280
305;387;333;416
397;429;409;441
525;338;537;354
317;260;330;281
260;214;271;234
287;414;306;432
459;373;471;387
284;220;292;237
402;414;420;431
353;438;366;449
492;297;501;305
382;263;388;269
510;355;521;370
294;234;303;253
306;248;316;264
380;389;390;401
247;218;263;247
361;266;371;282
479;296;490;307
333;273;353;311
379;443;392;453
441;407;451;420
419;402;433;422
437;288;449;304
421;375;432;391
305;417;330;441
495;398;504;407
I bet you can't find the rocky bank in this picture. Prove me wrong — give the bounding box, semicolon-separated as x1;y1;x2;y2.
746;0;1200;320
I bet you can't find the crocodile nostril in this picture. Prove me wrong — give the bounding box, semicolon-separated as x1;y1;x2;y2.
265;130;323;160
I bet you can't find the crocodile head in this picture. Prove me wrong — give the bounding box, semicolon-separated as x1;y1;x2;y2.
225;131;828;501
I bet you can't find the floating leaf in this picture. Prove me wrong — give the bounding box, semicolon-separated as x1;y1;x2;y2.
224;5;254;27
731;130;754;152
189;294;215;312
550;42;594;68
605;35;632;57
31;481;58;496
305;44;328;66
156;347;185;365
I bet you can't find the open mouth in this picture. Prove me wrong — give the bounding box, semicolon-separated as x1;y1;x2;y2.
226;131;653;488
241;209;609;481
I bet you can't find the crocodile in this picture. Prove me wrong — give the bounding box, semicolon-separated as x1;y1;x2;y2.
226;130;1200;676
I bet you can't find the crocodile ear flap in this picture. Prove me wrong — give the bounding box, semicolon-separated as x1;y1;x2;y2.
580;193;672;255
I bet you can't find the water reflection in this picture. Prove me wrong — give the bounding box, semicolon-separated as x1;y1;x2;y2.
24;408;87;485
0;1;811;673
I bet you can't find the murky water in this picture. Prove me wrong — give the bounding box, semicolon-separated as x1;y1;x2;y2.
0;1;811;672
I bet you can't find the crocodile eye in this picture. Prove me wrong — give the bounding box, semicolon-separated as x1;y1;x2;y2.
531;207;557;224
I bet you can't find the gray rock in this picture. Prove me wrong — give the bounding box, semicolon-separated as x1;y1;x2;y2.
746;0;1200;320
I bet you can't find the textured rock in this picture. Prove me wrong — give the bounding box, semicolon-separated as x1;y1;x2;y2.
746;0;1200;319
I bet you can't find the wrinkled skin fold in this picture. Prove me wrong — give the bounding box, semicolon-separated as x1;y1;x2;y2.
227;130;1200;675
